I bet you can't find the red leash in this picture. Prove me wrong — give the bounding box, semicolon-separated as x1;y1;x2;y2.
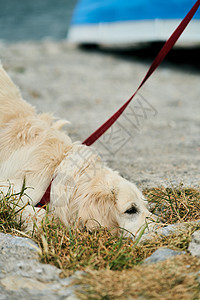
36;184;51;208
83;0;200;146
37;0;200;207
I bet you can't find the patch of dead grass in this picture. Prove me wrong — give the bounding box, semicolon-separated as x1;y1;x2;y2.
35;218;199;276
144;185;200;223
74;255;200;300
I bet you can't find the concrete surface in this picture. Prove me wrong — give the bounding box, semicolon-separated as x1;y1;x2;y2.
0;41;199;189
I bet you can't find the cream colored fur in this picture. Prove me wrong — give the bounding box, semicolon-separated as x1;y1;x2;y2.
0;64;154;236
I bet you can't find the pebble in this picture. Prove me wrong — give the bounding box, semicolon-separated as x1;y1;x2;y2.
140;220;200;243
144;247;185;264
188;230;200;258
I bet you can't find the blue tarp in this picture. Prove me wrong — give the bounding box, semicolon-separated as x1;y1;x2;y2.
68;0;200;44
71;0;200;25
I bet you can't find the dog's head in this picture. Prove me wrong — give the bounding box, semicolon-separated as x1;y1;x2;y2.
76;169;154;236
50;145;155;237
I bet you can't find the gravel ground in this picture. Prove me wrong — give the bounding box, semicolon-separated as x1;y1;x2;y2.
0;41;199;190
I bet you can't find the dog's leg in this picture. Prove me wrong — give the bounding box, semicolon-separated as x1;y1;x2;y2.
0;65;35;125
17;205;47;234
0;180;48;233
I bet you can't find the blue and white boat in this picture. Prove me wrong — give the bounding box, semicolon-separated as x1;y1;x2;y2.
67;0;200;44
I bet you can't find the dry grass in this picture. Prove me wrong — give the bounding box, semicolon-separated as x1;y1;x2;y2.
144;184;200;223
74;255;200;300
34;217;199;275
0;181;27;233
0;184;200;299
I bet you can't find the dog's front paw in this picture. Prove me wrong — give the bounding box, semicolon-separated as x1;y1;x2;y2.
17;205;47;234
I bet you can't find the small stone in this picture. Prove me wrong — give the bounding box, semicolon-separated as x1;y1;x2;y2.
66;296;79;300
144;247;185;264
188;230;200;258
186;265;191;269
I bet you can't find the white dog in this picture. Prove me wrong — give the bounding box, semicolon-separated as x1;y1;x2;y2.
0;64;154;236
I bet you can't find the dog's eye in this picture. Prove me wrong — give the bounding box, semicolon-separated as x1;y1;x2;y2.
124;206;138;214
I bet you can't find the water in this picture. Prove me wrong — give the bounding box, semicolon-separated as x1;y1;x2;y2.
0;0;78;41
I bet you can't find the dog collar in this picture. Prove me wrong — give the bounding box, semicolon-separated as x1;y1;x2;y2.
36;183;51;208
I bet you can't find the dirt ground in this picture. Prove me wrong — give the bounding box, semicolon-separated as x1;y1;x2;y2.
0;41;199;190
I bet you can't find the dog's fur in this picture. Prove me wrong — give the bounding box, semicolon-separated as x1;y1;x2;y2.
0;64;154;236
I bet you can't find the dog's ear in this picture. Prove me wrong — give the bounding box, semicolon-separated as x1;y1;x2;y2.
49;160;79;227
50;145;97;209
50;160;77;210
77;188;120;235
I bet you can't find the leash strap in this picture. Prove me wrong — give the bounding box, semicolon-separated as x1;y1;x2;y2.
82;0;200;146
36;0;200;208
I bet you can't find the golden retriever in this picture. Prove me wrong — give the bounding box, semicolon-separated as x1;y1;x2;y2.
0;64;154;236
